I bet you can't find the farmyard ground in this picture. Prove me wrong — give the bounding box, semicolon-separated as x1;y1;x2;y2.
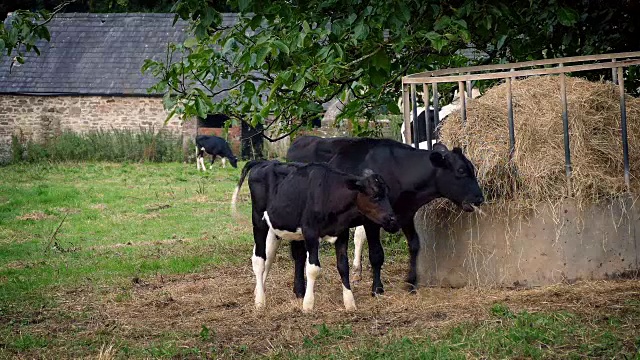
1;162;639;359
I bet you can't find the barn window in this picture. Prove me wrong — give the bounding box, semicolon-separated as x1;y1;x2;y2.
198;113;230;128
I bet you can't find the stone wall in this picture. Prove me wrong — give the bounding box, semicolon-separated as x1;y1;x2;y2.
0;95;191;163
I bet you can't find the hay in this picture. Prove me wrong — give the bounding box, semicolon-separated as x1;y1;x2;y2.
432;76;640;221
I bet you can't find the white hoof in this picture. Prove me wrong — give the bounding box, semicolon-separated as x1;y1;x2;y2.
343;286;357;311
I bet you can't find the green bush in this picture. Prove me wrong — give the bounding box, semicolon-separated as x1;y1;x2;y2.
10;127;187;163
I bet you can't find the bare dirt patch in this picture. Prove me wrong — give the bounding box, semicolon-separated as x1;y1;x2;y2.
15;253;638;358
91;256;640;355
16;211;53;221
91;203;107;211
88;238;194;251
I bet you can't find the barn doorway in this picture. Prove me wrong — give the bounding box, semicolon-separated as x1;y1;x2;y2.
196;113;263;160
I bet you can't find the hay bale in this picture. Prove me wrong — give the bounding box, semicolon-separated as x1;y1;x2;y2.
428;76;640;222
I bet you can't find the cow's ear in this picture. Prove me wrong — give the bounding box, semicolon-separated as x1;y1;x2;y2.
346;178;364;192
432;143;449;153
429;151;448;168
452;147;463;155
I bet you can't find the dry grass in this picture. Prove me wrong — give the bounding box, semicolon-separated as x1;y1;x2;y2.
15;211;53;221
434;76;640;222
24;252;637;358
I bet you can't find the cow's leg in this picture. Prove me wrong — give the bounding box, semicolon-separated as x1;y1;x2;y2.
290;241;306;298
364;223;385;295
252;223;269;310
209;155;216;170
195;145;200;171
352;226;367;282
262;229;280;288
335;230;356;311
302;234;321;313
402;221;421;293
222;157;227;168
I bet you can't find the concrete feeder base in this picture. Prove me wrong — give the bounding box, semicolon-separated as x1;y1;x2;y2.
416;196;639;288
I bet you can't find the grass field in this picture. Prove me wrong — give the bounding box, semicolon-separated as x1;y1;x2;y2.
1;162;639;359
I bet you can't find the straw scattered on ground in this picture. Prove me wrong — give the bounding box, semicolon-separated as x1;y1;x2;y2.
26;255;640;357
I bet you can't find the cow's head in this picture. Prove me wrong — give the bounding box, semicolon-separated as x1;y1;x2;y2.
430;143;484;212
228;155;238;168
347;170;400;233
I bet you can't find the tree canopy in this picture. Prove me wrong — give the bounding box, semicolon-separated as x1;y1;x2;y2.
142;0;639;138
3;0;638;138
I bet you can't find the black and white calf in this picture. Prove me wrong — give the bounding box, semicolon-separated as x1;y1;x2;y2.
195;135;238;171
287;136;484;294
232;160;400;312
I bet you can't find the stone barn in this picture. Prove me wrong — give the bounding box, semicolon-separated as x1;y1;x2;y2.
0;12;258;163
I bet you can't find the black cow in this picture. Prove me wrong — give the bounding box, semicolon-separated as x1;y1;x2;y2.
286;136;484;294
232;160;400;312
195;135;238;170
404;107;437;145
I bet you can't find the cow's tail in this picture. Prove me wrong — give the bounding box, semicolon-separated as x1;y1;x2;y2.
231;160;265;217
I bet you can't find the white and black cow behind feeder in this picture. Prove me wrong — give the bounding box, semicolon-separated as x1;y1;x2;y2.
231;160;400;312
195;135;238;171
400;88;481;149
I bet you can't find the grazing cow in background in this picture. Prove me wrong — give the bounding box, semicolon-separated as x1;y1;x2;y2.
287;136;484;295
400;88;482;148
232;160;400;312
195;135;238;171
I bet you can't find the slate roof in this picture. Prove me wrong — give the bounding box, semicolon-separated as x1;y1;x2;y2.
0;13;237;96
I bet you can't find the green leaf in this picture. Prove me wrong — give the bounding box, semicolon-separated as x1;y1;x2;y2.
222;38;234;53
297;32;307;47
497;34;507;50
184;37;198;48
430;36;447;52
238;0;251;12
0;39;5;50
353;22;365;39
386;100;401;115
16;56;25;64
164;108;178;124
272;40;289;55
291;76;306;92
40;27;51;42
333;44;344;60
371;50;390;71
255;44;270;65
302;20;311;33
317;46;331;61
195;97;207;118
280;70;293;83
557;7;579;26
